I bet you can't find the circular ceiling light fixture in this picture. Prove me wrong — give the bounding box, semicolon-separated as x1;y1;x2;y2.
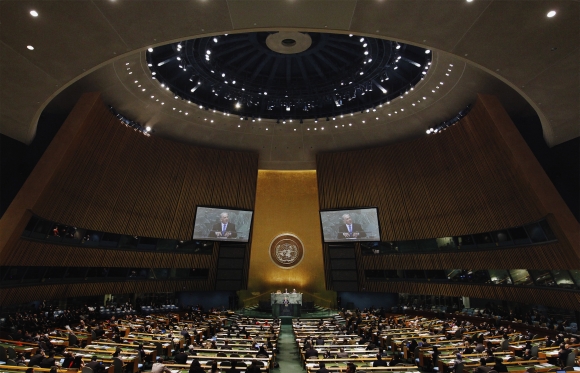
147;32;431;121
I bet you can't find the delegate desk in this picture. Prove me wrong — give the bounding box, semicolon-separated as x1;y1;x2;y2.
271;293;302;318
306;367;419;373
0;340;38;356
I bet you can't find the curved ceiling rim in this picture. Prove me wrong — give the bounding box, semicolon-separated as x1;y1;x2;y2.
32;27;546;145
115;49;458;134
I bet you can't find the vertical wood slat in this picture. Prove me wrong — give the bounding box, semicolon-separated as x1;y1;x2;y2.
317;98;550;241
29;97;258;238
1;96;259;305
364;281;580;311
316;97;576;262
316;96;579;308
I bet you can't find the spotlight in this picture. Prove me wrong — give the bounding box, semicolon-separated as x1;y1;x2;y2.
148;48;153;52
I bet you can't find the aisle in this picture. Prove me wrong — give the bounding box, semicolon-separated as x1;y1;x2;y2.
276;324;304;373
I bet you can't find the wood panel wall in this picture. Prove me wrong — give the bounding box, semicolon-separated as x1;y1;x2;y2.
0;93;259;305
0;279;213;306
317;95;580;308
30;101;257;239
5;240;219;268
317;96;577;260
364;281;580;311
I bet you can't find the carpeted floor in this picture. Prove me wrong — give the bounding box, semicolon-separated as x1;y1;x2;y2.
275;324;304;373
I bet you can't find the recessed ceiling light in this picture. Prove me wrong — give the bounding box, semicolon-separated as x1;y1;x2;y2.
27;45;34;50
30;10;39;17
148;48;153;52
466;0;473;2
547;10;556;18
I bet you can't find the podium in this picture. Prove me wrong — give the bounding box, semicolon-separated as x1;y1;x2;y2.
271;293;301;317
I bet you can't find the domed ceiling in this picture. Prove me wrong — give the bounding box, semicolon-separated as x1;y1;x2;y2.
146;32;431;121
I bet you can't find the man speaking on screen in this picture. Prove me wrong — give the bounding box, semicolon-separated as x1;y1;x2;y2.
209;212;237;238
337;213;366;239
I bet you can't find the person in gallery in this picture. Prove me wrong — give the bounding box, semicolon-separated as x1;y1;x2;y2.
209;212;237;238
337;214;366;239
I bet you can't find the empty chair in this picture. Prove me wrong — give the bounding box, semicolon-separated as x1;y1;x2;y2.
217;352;227;357
112;357;123;373
219;361;231;368
0;346;7;363
229;353;239;357
154;342;163;358
500;339;510;351
5;347;16;361
414;346;421;359
69;333;79;347
81;367;94;373
531;345;539;358
6;359;16;365
565;352;576;368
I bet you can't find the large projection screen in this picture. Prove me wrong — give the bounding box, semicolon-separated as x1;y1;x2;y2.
192;206;253;242
320;208;380;243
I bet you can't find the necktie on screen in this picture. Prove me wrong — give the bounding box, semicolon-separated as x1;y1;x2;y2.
222;224;226;235
348;225;352;233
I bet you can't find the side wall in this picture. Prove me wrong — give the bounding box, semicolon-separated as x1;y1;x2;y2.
0;93;259;305
316;94;580;309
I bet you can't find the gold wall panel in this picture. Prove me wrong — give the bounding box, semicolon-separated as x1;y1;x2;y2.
246;170;334;306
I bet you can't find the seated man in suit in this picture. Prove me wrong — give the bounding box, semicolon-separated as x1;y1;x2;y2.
85;356;106;373
209;212;237;238
305;346;319;359
337;214;366;239
151;358;172;373
28;350;45;367
39;350;56;368
493;358;508;373
373;354;388;367
474;358;491;373
336;347;349;358
174;349;188;364
317;362;330;373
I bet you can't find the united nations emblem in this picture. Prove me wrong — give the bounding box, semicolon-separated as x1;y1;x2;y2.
269;234;304;269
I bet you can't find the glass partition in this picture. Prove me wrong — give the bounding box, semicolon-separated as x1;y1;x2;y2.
509;269;533;286
568;270;580;287
528;270;555;287
436;237;456;250
524;222;547;243
551;270;576;289
488;270;512;285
